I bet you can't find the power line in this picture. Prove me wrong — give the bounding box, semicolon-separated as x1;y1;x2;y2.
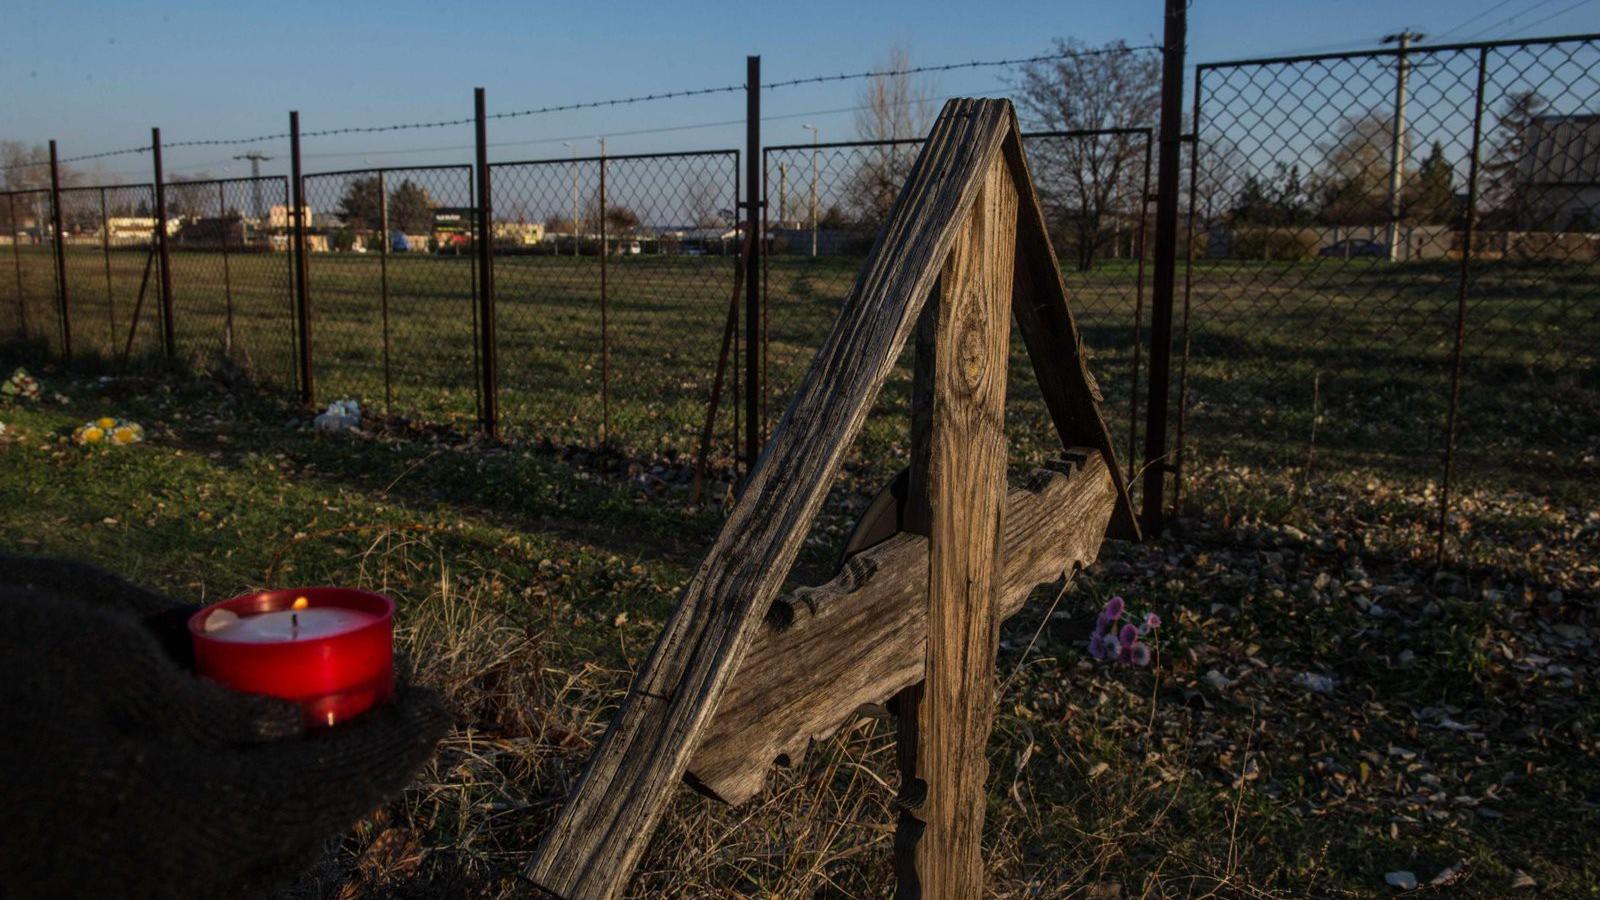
1505;0;1594;37
1463;0;1566;40
1436;0;1522;40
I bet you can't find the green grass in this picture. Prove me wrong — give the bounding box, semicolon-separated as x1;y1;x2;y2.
6;246;1594;499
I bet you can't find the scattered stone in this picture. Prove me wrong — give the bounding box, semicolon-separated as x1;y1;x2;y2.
1385;870;1417;890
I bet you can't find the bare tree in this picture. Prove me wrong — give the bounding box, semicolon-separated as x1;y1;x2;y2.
1314;110;1406;227
683;173;727;228
847;46;936;227
1013;39;1159;271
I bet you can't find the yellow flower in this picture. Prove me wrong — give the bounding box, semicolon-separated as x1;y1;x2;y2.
96;417;117;429
78;425;104;444
110;425;141;445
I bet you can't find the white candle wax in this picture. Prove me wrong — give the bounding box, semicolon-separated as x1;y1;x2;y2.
203;607;378;643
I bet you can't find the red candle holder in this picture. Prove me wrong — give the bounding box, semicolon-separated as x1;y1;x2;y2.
189;587;395;729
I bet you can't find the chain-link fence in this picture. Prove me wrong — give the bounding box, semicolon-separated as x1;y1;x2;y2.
163;176;298;388
301;165;478;425
2;189;64;354
55;184;164;363
1181;35;1600;548
5;32;1594;536
763;130;1153;480
491;150;741;458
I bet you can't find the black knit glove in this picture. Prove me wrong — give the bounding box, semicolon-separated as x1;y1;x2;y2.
0;556;451;900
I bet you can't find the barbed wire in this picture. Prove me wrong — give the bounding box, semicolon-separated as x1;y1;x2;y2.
2;42;1159;176
762;44;1161;90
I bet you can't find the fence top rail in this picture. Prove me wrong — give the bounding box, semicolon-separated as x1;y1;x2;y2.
303;163;471;180
0;188;57;199
56;182;156;194
164;175;289;189
1196;30;1600;72
491;147;739;168
764;127;1152;155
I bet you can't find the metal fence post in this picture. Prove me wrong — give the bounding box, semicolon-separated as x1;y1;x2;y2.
218;181;235;357
1437;47;1490;567
1127;132;1153;484
8;194;25;339
99;187;116;352
744;55;762;471
151;128;176;359
598;139;610;445
290;111;314;405
473;87;499;438
1139;0;1187;536
47;140;71;359
377;169;392;415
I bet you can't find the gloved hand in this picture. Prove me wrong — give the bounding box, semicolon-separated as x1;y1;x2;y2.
0;556;451;900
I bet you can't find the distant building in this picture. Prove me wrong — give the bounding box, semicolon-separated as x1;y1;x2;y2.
1519;113;1600;230
493;221;545;246
267;204;313;230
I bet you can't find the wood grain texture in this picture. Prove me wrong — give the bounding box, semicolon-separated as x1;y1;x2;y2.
525;98;1016;900
903;149;1018;899
1000;119;1141;542
685;452;1117;805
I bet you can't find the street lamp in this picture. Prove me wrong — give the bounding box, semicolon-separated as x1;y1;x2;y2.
562;142;579;257
801;123;820;258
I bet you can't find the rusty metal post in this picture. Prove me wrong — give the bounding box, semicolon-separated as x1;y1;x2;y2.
474;87;498;438
1171;62;1204;520
218;181;235;357
744;55;762;471
1127;132;1154;484
1139;0;1187;536
1437;47;1489;567
378;169;392;415
599;140;610;445
290;111;313;405
100;187;116;353
151;128;176;358
8;194;25;339
48;140;71;358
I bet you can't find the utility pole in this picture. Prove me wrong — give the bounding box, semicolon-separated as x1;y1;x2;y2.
802;123;820;258
1382;30;1422;263
232;152;272;222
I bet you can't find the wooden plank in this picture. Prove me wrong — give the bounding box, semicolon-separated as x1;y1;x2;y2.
1001;119;1141;542
900;149;1018;899
685;453;1117;805
525;98;1016;900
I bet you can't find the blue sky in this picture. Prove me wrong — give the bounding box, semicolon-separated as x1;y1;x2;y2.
3;0;1597;182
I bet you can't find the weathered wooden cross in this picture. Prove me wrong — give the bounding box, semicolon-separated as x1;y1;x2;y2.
527;98;1139;899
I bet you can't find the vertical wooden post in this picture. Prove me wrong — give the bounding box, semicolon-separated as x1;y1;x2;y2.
895;152;1018;898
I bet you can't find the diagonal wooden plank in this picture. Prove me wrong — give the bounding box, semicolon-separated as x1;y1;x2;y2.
1001;116;1142;541
525;98;1016;900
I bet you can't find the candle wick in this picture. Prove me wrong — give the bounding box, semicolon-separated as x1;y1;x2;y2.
291;612;299;633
